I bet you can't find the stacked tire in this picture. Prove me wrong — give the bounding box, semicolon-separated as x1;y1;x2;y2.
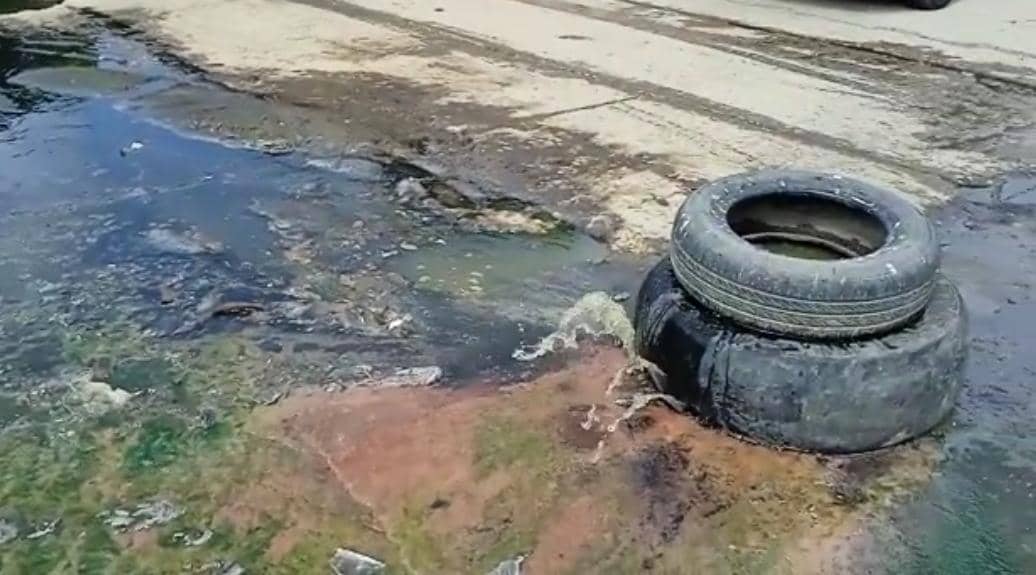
634;170;967;453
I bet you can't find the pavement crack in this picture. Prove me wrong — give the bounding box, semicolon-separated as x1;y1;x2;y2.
516;94;640;123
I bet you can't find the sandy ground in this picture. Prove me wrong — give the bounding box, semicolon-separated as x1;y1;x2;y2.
7;0;1035;252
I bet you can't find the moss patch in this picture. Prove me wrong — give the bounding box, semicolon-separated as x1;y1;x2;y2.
473;414;559;477
109;357;179;393
0;427;100;517
392;504;450;573
120;415;228;476
2;538;67;574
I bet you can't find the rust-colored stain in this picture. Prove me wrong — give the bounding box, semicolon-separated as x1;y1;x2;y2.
253;346;938;573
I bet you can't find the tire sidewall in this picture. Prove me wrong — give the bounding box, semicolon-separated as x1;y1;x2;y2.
672;169;940;305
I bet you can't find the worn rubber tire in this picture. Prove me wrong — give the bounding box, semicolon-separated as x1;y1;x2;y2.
908;0;951;9
671;170;939;340
635;258;967;453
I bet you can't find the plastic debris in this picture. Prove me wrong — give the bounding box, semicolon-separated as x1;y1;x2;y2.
352;365;374;379
134;500;181;531
188;529;214;547
487;555;524;575
103;500;182;532
386;314;413;332
580;404;599;431
359;366;442;388
104;510;134;530
144;228;222;255
172;528;213;547
0;519;18;545
329;548;386;575
200;560;243;575
120;141;144;156
25;519;59;540
261;390;287;406
77;377;133;412
305;157;385;182
608;393;686;433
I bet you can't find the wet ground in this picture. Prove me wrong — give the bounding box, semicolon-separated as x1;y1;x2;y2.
0;11;1035;575
0;23;645;574
885;176;1036;574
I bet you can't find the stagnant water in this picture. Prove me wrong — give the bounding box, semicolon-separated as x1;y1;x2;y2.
0;18;1035;575
0;25;645;573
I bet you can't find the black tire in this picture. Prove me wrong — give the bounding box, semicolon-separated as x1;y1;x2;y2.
908;0;951;9
635;258;967;453
671;170;939;340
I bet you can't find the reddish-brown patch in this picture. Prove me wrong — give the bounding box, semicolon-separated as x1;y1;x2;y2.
556;404;607;450
255;347;629;521
205;439;386;563
213;462;333;532
252;345;937;574
427;469;513;535
524;494;613;574
258;383;494;523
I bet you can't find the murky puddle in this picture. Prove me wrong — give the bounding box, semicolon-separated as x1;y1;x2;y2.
0;24;641;374
0;23;643;573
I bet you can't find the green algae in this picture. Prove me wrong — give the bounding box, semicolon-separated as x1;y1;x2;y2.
473;414;561;478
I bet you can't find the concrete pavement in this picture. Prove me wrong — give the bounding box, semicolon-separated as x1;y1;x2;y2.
641;0;1036;76
7;0;1033;251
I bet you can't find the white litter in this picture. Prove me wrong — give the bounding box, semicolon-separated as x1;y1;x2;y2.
487;556;524;575
330;548;386;575
355;366;443;388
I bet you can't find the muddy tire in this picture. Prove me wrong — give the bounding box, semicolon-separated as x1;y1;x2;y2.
908;0;951;9
635;258;967;453
670;170;939;339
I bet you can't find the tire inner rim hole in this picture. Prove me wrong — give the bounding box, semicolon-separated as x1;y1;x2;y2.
726;192;888;261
